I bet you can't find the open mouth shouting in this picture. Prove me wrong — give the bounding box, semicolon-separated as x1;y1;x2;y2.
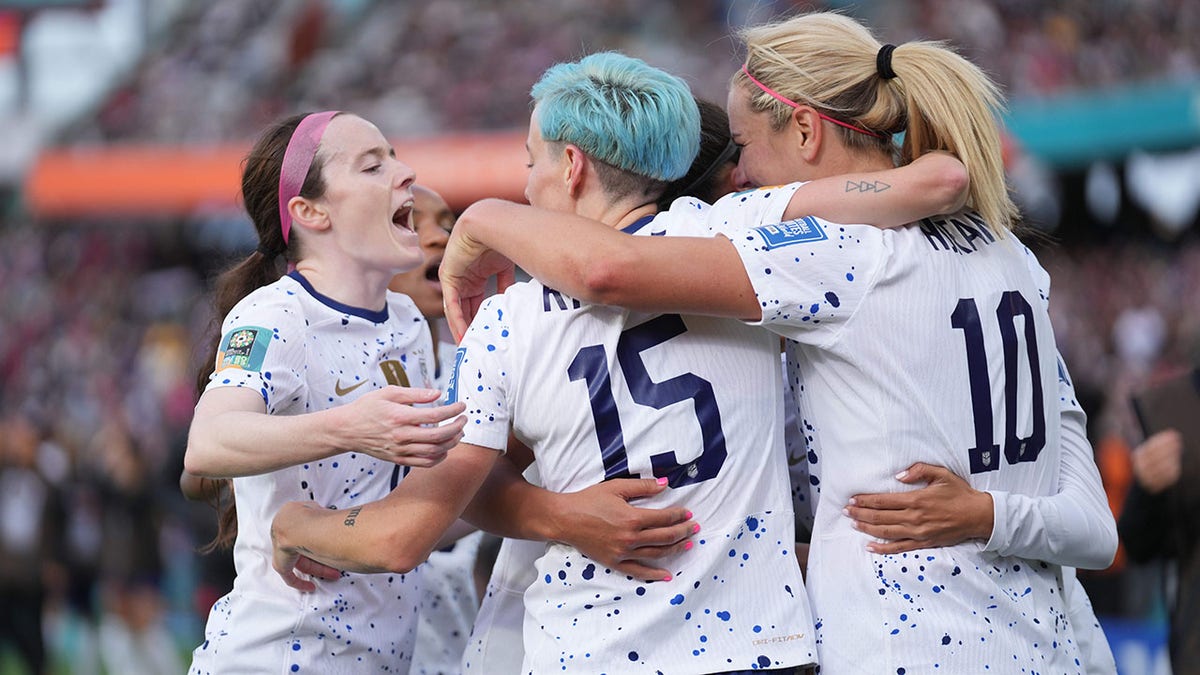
424;255;443;293
392;198;415;232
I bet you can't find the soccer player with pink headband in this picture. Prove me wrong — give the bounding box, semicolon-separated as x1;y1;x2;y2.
184;111;467;673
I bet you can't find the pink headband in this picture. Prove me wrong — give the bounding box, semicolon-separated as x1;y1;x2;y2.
740;65;882;139
278;111;340;245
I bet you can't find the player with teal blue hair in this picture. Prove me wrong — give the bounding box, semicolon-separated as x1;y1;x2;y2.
531;51;700;187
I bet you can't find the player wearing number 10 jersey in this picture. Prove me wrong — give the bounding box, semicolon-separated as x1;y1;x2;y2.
450;53;816;674
714;180;1084;672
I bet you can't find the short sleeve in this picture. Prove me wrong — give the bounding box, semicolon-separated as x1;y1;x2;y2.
726;216;887;345
451;295;514;453
704;184;800;237
204;300;306;412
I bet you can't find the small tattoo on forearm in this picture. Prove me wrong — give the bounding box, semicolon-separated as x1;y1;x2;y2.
343;507;363;527
844;179;891;193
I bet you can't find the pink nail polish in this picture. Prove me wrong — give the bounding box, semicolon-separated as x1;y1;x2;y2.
663;574;673;582
685;510;693;520
684;541;694;551
692;523;701;534
656;477;669;486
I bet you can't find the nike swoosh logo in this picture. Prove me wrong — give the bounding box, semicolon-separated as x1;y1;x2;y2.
334;379;368;396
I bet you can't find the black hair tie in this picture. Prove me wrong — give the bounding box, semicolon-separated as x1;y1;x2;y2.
679;138;740;202
877;44;898;80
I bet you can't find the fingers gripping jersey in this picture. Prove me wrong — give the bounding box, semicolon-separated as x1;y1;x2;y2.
190;272;435;674
451;202;817;674
711;185;1087;673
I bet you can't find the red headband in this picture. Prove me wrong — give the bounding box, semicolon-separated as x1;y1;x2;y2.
278;111;340;245
740;65;882;139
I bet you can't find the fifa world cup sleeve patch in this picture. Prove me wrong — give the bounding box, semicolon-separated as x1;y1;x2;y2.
216;326;273;372
444;347;467;404
752;216;827;250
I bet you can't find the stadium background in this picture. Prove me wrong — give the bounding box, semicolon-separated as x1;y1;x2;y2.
0;0;1196;673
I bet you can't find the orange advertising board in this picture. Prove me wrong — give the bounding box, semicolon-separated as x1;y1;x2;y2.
25;130;529;217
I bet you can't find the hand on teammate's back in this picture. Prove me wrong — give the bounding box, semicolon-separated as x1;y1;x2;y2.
550;477;698;582
843;462;995;554
329;386;467;467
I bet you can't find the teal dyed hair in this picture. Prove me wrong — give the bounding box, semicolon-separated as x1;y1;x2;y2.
531;52;700;183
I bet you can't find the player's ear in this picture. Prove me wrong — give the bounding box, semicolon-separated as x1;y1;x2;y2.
289;196;331;233
562;144;587;198
791;106;822;162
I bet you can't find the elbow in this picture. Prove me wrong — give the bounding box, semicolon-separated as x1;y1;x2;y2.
935;160;970;214
183;428;222;478
577;246;641;306
377;532;434;575
182;441;210;478
578;259;623;305
455;199;494;233
184;422;235;479
1074;517;1119;571
1094;518;1119;570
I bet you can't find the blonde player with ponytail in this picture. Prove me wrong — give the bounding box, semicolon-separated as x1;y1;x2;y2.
441;12;1115;674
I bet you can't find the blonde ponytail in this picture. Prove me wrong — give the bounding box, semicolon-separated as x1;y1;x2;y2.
736;12;1019;233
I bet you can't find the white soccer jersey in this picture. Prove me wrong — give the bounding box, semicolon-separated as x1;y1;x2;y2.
450;202;817;674
412;530;484;675
411;327;485;675
711;185;1087;673
189;271;434;674
462;464;546;675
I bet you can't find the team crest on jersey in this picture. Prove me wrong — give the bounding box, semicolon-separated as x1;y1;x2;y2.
754;216;827;250
216;326;271;372
380;359;411;387
445;347;467;404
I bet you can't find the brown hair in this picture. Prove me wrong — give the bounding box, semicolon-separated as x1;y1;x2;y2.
735;12;1018;234
194;112;342;550
657;98;738;208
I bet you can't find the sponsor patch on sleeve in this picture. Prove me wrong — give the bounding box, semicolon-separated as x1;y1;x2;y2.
216;326;272;372
444;347;467;404
753;216;827;250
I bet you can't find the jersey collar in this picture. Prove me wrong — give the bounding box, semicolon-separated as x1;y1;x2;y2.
620;214;656;235
288;270;390;324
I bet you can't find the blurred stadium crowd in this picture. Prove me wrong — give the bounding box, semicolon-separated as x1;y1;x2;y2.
0;0;1197;672
55;0;1200;143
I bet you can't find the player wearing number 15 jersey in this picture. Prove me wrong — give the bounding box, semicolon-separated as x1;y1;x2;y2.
451;53;816;674
456;216;813;673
